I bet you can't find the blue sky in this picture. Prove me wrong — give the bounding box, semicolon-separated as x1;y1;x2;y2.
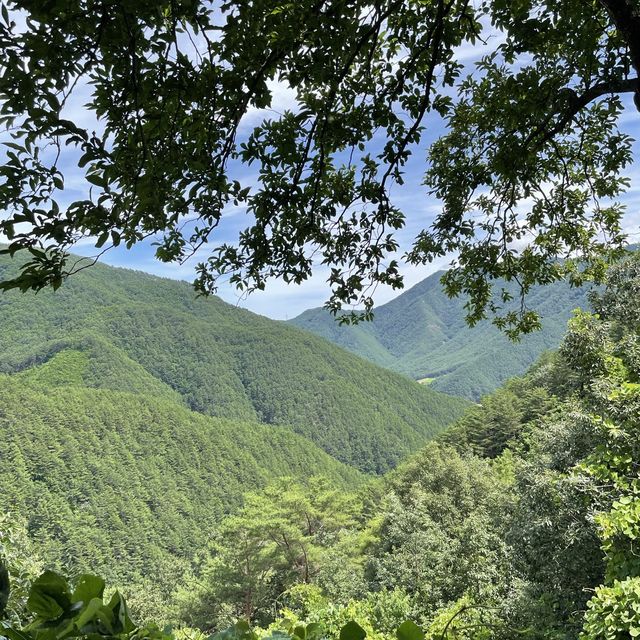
3;17;640;320
52;74;463;319
68;87;640;321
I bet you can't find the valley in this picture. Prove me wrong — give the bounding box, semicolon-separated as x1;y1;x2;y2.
2;3;638;638
290;271;593;399
1;254;638;640
0;255;469;616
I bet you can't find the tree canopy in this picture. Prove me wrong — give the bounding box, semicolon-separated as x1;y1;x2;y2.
0;0;638;332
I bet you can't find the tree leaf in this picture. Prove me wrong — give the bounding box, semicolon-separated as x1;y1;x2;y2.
396;620;424;640
72;575;105;605
26;571;70;620
340;621;366;640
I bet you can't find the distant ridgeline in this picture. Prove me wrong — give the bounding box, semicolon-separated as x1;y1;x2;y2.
0;254;468;598
289;270;593;400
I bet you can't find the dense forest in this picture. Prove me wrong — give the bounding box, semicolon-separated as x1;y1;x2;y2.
0;369;363;617
3;253;640;640
2;0;640;637
0;254;468;622
0;256;469;474
290;272;592;399
169;252;640;638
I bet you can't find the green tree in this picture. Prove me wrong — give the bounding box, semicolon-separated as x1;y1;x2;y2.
0;1;637;332
177;478;360;629
440;375;554;457
0;513;43;625
504;404;605;639
367;443;512;627
498;254;640;638
565;256;640;638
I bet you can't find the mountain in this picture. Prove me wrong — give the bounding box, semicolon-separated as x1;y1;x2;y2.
0;256;469;475
289;270;592;399
0;255;471;606
0;362;362;594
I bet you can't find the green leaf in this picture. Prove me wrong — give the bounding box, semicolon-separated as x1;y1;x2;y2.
44;94;60;112
210;621;258;640
0;625;32;640
74;597;105;630
26;571;70;620
72;575;105;604
106;591;133;634
396;621;424;640
86;173;105;188
305;623;323;640
340;621;366;640
3;142;24;152
234;620;257;640
78;152;94;168
95;231;109;248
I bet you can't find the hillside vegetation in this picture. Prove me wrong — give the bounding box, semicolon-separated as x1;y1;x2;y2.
0;359;363;605
3;256;640;640
0;254;475;620
290;271;591;399
162;253;640;640
0;256;469;474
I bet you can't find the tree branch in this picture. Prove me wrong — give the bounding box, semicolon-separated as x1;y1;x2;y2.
598;0;640;109
529;77;638;148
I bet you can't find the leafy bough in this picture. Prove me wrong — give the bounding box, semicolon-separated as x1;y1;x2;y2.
0;570;444;640
0;570;170;640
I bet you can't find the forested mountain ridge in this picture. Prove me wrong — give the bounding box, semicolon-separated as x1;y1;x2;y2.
1;0;638;636
0;255;469;474
4;255;640;640
290;271;592;399
0;366;364;617
161;254;640;640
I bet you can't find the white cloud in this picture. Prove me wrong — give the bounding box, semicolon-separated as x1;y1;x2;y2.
239;79;300;131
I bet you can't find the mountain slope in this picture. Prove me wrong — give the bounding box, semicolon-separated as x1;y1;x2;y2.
0;256;469;473
0;365;363;595
289;271;592;399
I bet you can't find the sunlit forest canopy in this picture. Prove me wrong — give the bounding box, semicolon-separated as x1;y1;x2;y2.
3;252;640;639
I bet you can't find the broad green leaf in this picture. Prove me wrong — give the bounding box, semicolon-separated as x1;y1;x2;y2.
305;623;323;640
0;625;32;640
26;572;70;620
396;620;424;640
339;621;366;640
74;597;105;630
86;174;105;188
72;574;105;604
